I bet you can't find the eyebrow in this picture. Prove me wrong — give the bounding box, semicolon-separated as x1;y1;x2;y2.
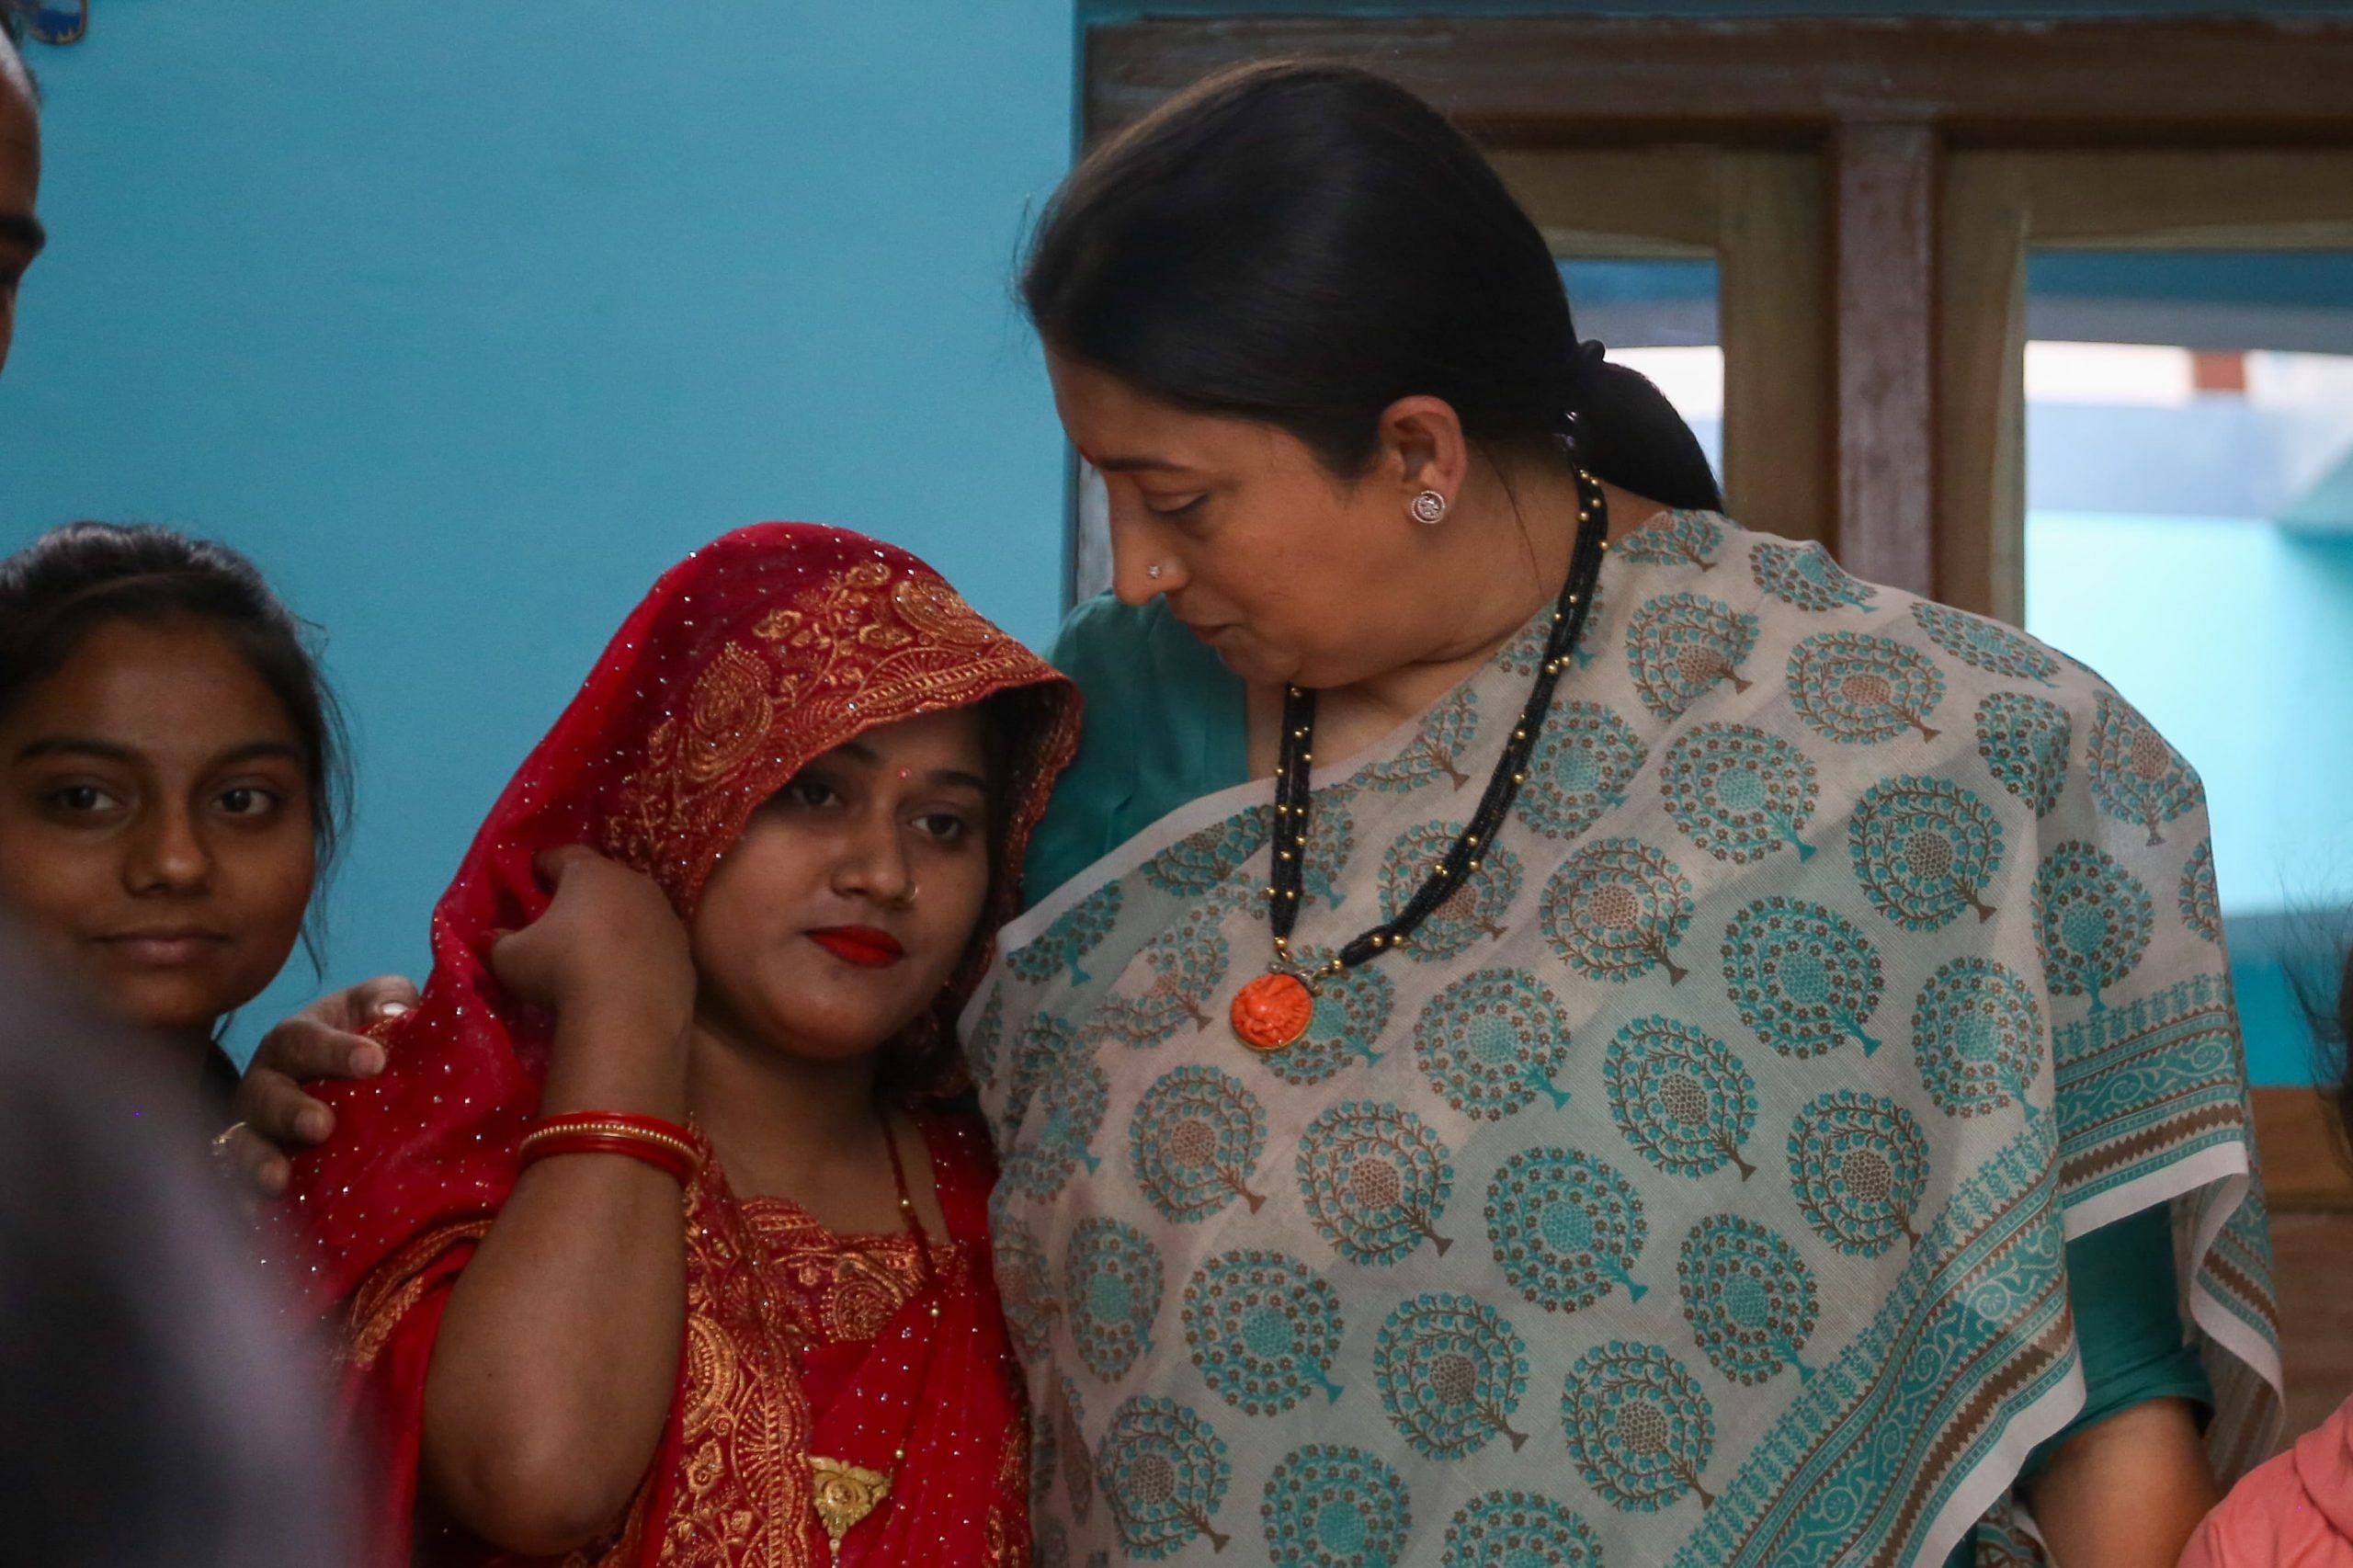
833;740;989;794
14;736;305;768
0;211;44;258
1086;454;1191;475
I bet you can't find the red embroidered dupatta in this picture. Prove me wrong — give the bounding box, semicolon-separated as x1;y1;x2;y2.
268;524;1079;1567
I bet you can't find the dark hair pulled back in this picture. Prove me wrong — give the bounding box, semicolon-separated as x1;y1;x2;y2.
0;522;351;961
1022;60;1721;512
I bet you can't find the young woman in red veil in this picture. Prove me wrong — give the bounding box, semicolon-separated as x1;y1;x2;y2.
269;523;1079;1567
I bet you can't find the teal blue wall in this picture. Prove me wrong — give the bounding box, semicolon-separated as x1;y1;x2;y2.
0;3;1079;1055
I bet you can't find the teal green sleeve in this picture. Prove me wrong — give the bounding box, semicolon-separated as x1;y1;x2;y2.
1021;594;1249;908
2025;1205;2212;1475
1939;1206;2207;1566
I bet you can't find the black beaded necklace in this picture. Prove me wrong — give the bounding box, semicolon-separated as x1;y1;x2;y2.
1228;468;1613;1052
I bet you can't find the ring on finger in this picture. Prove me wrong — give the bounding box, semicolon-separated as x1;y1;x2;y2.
210;1119;247;1160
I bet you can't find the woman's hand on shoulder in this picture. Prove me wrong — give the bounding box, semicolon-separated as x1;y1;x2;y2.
492;846;695;1048
222;975;418;1197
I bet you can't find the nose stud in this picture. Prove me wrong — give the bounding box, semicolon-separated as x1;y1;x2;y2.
1146;563;1165;581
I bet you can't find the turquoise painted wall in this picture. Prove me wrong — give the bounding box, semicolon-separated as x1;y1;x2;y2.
2026;515;2353;1083
0;3;1080;1055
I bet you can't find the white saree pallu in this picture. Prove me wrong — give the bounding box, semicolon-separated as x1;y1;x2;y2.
964;512;2282;1568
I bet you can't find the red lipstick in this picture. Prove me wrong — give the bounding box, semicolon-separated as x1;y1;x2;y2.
808;926;905;968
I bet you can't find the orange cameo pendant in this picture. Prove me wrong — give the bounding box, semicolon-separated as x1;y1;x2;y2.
1231;971;1314;1052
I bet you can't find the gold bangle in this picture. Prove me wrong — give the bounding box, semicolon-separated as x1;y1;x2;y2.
518;1121;702;1173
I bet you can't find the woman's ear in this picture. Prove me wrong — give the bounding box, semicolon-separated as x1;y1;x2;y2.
1376;395;1470;504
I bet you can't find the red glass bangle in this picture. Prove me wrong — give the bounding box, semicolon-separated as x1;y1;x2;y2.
517;1129;699;1185
520;1111;699;1185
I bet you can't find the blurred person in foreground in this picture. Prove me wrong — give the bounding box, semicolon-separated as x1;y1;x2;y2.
0;923;347;1564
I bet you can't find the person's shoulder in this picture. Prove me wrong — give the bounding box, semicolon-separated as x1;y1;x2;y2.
1722;522;2120;720
2179;1397;2353;1565
1048;591;1181;672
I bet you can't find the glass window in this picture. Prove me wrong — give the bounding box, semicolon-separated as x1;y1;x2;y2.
2020;250;2353;1084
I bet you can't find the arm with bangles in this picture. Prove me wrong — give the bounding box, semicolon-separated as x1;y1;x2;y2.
415;847;699;1557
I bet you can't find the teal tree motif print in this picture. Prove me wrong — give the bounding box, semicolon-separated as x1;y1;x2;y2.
1540;836;1696;986
1515;700;1648;842
2178;838;2222;943
2033;841;2154;1012
1099;1395;1232;1559
2086;690;2200;846
1503;581;1611;673
1751;540;1876;614
1002;1040;1108;1199
1914;958;2047;1119
1182;1249;1346;1414
1722;896;1885;1058
1677;1215;1820;1384
1413;968;1575;1120
1625;593;1759;720
1443;1492;1600;1568
1297;1101;1457;1265
1911;600;2059;687
1847;775;2005;928
1256;942;1392;1086
1486;1146;1651;1310
1659;722;1820;863
1379;822;1523;960
1300;786;1362;911
1975;690;2072;818
1789;1090;1928;1256
1098;896;1234;1046
965;987;1006;1093
994;1212;1059;1362
1373;1293;1532;1458
1363;687;1480;793
1605;1016;1759;1181
1003;1013;1081;1132
1787;631;1947;744
1560;1342;1717;1511
1142;809;1269;899
1131;1065;1270;1221
1010;883;1122;985
1064;1218;1165;1382
1619;508;1724;573
1261;1445;1412;1568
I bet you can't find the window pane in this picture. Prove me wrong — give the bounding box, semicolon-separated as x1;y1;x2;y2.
1560;258;1723;481
2020;250;2353;1084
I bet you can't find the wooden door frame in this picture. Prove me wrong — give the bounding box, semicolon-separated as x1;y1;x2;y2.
1086;16;2353;607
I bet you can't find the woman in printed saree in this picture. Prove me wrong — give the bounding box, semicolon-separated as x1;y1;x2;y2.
979;63;2282;1567
270;524;1079;1566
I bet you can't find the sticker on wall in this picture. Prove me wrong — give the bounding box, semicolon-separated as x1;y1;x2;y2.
2;0;84;47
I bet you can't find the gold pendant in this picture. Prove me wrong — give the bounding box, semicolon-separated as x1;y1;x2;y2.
809;1455;892;1562
1231;970;1314;1052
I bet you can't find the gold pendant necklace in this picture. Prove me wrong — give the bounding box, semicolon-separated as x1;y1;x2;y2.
719;1108;944;1564
801;1109;938;1562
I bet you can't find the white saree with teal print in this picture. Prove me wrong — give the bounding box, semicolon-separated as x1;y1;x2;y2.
964;512;2282;1567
